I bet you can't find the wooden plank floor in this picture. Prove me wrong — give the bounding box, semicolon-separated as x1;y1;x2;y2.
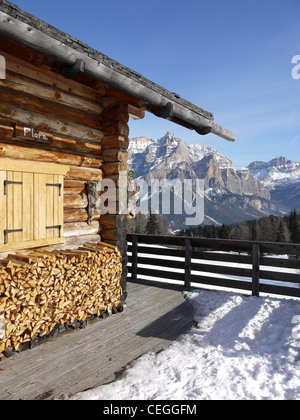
0;281;194;400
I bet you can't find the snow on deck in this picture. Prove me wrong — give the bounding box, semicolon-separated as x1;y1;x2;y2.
73;288;300;400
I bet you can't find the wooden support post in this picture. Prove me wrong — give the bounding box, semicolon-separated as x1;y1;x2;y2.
131;235;138;281
252;243;260;297
184;238;192;290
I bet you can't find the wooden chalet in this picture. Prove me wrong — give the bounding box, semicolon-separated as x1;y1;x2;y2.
0;1;235;355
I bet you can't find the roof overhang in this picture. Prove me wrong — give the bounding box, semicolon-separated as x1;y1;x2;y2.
0;1;235;142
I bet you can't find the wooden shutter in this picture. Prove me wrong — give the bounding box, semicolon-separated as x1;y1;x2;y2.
0;170;7;246
35;173;63;241
0;159;69;252
5;171;24;245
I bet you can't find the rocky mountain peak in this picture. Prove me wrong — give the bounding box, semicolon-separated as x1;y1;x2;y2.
129;133;287;226
248;156;300;213
248;156;300;187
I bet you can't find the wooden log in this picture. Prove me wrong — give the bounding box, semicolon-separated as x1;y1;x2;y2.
63;234;101;248
100;214;127;229
101;228;127;242
0;103;103;142
64;180;87;194
50;137;102;156
66;166;102;182
101;174;127;189
2;70;103;115
64;208;100;223
63;221;100;238
102;149;128;163
102;161;127;176
0;142;102;168
3;50;106;101
101;121;129;137
0;124;14;140
64;194;88;209
101;104;129;124
0;85;102;131
101;135;129;149
128;104;145;120
0;122;102;157
66;166;103;182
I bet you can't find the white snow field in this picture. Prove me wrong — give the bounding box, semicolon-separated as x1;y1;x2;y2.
72;288;300;400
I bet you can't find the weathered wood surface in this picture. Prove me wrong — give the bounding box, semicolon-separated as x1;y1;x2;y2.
0;43;132;257
127;234;300;299
0;281;194;400
127;234;300;256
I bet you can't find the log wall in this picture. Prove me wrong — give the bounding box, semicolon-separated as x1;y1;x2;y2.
0;45;130;299
100;97;129;299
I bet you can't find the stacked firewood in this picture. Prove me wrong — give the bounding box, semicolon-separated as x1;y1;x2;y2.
0;242;122;356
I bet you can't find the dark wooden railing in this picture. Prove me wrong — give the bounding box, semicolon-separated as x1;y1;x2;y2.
127;234;300;298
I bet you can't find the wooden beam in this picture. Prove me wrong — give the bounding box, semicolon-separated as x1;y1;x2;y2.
128;105;145;120
0;157;69;175
61;58;85;80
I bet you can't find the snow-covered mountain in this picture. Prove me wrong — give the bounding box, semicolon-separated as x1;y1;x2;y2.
129;132;231;180
248;157;300;212
248;157;300;187
129;132;288;226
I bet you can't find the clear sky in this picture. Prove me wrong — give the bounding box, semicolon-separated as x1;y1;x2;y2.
11;0;300;167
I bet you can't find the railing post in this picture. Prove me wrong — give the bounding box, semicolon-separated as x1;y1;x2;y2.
184;238;192;290
131;235;138;281
252;243;260;297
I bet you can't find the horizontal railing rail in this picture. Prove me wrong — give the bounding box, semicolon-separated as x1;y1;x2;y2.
127;234;300;298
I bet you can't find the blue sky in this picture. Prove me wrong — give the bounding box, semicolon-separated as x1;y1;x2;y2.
12;0;300;167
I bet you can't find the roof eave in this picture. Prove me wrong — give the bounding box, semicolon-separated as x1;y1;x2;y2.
0;7;236;142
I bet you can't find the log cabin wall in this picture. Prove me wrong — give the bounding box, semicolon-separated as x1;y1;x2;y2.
100;97;129;300
0;39;129;301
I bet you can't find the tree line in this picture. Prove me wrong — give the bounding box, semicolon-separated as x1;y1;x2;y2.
179;209;300;243
127;211;170;236
127;209;300;243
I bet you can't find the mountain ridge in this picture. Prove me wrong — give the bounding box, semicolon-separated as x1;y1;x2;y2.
248;156;300;213
129;132;298;226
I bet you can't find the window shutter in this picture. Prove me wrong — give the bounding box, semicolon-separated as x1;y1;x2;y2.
22;172;34;242
36;173;63;241
0;170;7;246
0;159;69;252
5;171;23;245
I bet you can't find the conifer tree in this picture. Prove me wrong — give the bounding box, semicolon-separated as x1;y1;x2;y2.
276;218;286;242
289;209;300;243
219;224;229;239
249;223;257;241
145;211;160;235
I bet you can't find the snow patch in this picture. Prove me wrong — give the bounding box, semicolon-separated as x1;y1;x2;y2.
71;290;300;400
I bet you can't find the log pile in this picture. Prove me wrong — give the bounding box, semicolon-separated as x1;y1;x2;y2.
0;242;122;357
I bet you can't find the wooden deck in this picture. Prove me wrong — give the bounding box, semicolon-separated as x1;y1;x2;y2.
0;281;194;400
